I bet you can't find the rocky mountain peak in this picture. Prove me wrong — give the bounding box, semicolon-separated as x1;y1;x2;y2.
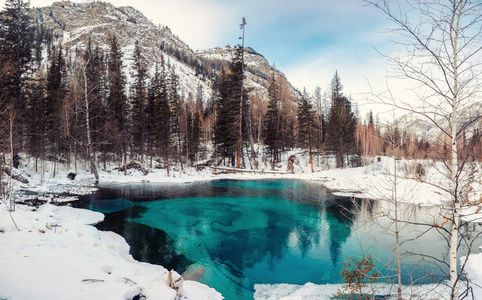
30;1;299;103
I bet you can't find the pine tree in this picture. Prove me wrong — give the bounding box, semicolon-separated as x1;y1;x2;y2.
153;55;171;175
45;44;66;166
131;40;147;163
297;89;317;172
26;74;46;171
212;46;249;167
169;69;182;158
0;0;35;147
106;34;128;172
326;72;357;168
213;69;238;166
264;73;281;168
186;110;193;162
85;42;107;168
146;62;159;167
192;111;201;168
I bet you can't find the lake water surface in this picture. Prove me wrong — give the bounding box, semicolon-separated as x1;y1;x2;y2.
76;180;482;300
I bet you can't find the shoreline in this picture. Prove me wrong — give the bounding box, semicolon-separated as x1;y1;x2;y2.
2;157;482;299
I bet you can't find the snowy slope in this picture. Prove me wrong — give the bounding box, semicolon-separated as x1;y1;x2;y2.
29;1;299;105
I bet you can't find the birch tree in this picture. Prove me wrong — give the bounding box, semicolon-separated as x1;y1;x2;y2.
74;45;101;184
366;1;482;298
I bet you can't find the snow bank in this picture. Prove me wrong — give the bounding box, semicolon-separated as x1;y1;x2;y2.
0;204;223;300
464;250;482;297
254;282;453;299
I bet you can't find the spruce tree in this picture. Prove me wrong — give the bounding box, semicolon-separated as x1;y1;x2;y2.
106;34;127;170
186;111;193;162
26;75;46;171
264;73;281;168
192;111;201;168
146;62;159;166
297;89;317;172
213;70;238;166
85;42;107;166
169;69;182;158
154;56;171;175
45;44;66;164
326;72;357;168
131;40;147;163
212;46;247;167
0;0;35;147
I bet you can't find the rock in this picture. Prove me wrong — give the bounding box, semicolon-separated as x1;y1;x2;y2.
119;161;149;176
183;267;206;281
3;167;29;184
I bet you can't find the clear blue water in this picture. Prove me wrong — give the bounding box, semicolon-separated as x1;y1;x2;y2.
76;180;482;300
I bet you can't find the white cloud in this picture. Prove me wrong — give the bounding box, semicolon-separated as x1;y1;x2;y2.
111;0;235;50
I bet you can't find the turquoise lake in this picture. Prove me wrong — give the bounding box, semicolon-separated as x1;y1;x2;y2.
76;180;482;300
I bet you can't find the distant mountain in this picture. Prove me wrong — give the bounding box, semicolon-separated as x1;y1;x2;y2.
391;108;481;143
30;1;299;103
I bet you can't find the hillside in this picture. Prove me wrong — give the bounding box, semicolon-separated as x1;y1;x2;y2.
30;0;299;104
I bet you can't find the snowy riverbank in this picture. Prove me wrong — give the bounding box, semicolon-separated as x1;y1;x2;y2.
1;155;482;299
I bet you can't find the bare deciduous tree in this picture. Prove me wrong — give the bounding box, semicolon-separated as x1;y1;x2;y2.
365;1;482;299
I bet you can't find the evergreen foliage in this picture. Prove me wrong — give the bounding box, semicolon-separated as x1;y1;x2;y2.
191;111;201;162
146;62;159;163
107;34;126;133
153;55;171;162
131;40;147;161
0;0;35;146
0;0;34;107
45;44;66;158
296;89;317;172
106;34;127;156
296;89;316;150
0;2;463;177
84;41;107;161
326;72;357;168
169;69;182;156
264;73;281;165
26;75;46;168
212;46;247;166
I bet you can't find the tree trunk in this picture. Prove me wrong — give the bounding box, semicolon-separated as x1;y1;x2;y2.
309;145;314;173
450;3;462;299
82;60;99;184
394;157;402;299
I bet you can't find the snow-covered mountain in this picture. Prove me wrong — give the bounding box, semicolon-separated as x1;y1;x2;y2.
30;1;299;103
390;108;481;143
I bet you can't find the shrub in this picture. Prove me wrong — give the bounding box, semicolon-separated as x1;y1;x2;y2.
333;255;380;300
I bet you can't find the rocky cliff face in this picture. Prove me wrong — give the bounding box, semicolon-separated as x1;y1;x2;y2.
30;1;299;104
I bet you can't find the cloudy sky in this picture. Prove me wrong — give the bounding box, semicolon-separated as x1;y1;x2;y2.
3;0;401;116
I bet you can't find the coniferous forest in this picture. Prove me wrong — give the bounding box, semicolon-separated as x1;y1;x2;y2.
0;0;368;175
1;0;481;177
2;1;482;300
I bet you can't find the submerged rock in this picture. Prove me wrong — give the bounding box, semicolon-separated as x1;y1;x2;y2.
183;267;206;281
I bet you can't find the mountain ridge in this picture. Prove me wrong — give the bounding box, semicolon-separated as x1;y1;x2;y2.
30;0;300;104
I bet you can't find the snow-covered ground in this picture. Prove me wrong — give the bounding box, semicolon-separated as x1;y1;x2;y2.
1;154;481;299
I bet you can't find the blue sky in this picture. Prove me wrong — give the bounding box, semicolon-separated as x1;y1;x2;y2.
3;0;399;116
